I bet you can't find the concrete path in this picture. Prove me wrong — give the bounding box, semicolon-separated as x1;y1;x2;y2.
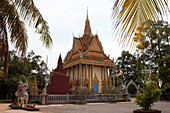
1;101;170;113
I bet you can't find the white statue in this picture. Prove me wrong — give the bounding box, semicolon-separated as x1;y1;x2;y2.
15;79;29;106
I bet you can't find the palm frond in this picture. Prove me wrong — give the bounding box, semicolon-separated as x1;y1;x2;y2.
14;0;53;48
112;0;169;48
0;0;28;56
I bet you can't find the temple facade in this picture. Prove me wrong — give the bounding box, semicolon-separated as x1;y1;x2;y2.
63;10;116;94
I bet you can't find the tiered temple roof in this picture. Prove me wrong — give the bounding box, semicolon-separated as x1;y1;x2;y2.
63;10;114;68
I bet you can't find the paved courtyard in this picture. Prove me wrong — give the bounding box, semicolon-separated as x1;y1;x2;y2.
0;101;170;113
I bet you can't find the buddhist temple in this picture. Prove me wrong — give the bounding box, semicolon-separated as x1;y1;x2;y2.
63;9;116;94
48;55;72;94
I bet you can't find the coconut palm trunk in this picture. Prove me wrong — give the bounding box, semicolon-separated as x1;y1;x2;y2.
3;31;9;81
0;15;9;81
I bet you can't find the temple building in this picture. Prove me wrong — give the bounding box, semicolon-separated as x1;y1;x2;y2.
63;10;116;94
48;55;72;94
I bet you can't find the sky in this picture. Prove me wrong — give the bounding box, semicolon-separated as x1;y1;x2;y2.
9;0;170;71
21;0;124;70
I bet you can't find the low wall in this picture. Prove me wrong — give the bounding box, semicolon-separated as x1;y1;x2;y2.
30;94;130;104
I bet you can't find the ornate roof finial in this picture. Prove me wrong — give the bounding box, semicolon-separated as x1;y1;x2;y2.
87;7;89;20
83;7;92;37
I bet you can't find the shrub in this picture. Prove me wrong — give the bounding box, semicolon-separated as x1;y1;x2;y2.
135;81;162;110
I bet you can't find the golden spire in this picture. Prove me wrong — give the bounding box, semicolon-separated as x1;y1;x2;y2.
86;7;89;20
83;7;92;37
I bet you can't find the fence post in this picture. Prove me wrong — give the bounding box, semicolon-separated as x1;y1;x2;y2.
66;93;69;103
112;94;115;102
99;93;102;101
125;89;128;102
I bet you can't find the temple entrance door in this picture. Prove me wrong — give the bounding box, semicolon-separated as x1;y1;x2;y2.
94;83;98;93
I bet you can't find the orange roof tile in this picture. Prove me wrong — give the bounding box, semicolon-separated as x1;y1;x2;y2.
76;39;83;49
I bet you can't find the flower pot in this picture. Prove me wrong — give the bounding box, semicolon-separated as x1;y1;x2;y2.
133;109;161;113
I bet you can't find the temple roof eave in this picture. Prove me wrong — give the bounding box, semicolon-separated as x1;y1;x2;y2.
63;58;115;69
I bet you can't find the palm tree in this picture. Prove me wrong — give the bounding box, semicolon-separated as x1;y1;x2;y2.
0;0;53;80
112;0;169;49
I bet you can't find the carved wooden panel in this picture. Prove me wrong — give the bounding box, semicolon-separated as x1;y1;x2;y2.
72;39;79;53
88;37;101;51
85;51;107;59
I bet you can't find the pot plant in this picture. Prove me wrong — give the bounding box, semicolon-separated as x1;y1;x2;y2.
134;81;162;113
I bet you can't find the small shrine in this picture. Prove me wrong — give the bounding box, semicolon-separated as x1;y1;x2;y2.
30;77;38;95
48;55;72;94
63;10;116;94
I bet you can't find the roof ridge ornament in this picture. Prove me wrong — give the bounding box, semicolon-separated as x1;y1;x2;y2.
83;7;92;38
86;7;89;20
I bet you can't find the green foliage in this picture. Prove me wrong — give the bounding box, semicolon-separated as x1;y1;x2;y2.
0;50;49;99
114;87;125;94
73;86;93;95
135;81;162;110
116;51;138;85
136;20;170;86
0;99;12;103
162;83;170;92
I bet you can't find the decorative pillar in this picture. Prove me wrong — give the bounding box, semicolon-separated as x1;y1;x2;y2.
101;67;102;93
79;64;82;88
113;67;115;93
109;67;112;94
91;65;93;90
72;67;75;91
85;64;87;87
67;68;69;76
104;66;107;94
76;65;78;81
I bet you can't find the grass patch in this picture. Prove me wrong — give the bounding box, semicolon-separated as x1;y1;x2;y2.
0;99;12;103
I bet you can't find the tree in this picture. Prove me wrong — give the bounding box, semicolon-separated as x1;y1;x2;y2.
0;50;49;99
0;0;53;80
136;20;170;87
112;0;169;48
116;51;138;85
